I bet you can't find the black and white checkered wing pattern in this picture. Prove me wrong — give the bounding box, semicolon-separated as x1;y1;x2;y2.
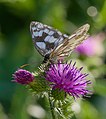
30;21;68;57
50;24;90;60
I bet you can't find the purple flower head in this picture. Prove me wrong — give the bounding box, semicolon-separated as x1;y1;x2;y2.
76;33;105;56
45;61;91;98
76;37;95;56
12;69;34;85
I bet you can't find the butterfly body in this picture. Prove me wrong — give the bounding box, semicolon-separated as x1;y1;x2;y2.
30;21;90;63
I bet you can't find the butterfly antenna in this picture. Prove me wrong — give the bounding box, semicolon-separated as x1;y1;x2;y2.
20;64;30;68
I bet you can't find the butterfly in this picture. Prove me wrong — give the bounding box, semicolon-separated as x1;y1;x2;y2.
30;21;90;63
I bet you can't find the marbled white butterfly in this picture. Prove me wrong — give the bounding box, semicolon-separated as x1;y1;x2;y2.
30;21;90;63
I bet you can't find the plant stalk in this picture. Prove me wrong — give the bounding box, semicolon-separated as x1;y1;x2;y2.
48;92;55;119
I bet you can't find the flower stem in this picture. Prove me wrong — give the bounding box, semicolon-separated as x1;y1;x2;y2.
48;91;55;119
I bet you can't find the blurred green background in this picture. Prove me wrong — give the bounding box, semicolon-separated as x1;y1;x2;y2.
0;0;106;119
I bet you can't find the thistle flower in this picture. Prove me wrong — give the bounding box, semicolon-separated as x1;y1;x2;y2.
76;37;94;56
45;61;91;98
76;33;105;56
12;69;34;84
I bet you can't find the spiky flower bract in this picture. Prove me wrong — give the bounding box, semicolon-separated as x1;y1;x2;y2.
45;61;91;98
12;69;34;84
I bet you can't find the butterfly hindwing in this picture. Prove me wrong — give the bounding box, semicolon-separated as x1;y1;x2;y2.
30;21;68;57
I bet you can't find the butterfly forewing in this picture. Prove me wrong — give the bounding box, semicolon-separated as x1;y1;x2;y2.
30;21;68;57
50;24;90;60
